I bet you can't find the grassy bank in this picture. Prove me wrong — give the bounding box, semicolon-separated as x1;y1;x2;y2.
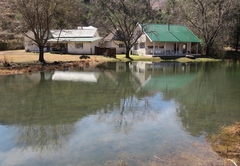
0;50;220;75
116;54;220;63
0;50;219;63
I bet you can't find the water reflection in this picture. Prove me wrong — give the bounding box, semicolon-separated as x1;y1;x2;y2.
0;62;239;165
15;124;74;151
171;63;240;136
52;71;99;82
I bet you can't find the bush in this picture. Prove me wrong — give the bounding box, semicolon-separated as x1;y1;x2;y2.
7;40;24;50
0;42;7;50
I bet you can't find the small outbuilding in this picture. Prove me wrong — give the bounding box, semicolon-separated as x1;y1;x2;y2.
103;29;126;54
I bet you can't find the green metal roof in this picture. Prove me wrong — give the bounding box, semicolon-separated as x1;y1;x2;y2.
142;24;201;43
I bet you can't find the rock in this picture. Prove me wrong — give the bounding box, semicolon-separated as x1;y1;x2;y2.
79;55;90;59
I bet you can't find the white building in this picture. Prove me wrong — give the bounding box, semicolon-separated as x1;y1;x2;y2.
24;26;103;55
103;30;126;54
24;31;47;52
132;24;201;56
103;24;201;57
48;26;102;54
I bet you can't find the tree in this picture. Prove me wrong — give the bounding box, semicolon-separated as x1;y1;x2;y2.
92;0;159;59
228;3;240;52
167;0;237;56
11;0;65;62
53;0;92;29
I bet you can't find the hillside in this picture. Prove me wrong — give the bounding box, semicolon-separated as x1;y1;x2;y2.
0;0;23;50
0;0;165;51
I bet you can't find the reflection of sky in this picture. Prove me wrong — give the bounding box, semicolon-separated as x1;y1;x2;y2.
0;126;14;152
0;93;220;166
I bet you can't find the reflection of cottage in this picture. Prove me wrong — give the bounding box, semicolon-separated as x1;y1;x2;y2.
24;26;102;55
130;62;198;91
52;71;99;82
132;24;201;56
103;30;126;54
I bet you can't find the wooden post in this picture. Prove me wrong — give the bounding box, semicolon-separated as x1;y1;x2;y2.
165;42;166;55
197;43;199;54
153;42;155;56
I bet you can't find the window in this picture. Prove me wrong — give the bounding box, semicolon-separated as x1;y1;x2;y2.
140;42;145;48
148;46;153;49
134;44;138;50
28;41;34;46
119;44;125;48
119;65;124;70
75;43;83;49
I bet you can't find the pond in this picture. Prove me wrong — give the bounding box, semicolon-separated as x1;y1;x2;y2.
0;61;240;166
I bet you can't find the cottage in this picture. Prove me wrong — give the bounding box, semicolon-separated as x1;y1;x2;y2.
24;26;103;55
132;24;201;56
48;26;102;54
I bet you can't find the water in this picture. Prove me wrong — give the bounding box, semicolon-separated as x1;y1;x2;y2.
0;61;240;166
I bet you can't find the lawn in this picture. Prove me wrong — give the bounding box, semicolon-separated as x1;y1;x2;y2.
0;50;218;64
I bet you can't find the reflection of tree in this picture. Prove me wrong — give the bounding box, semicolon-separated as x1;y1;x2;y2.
0;63;153;150
0;69;141;125
15;124;74;152
97;97;157;134
96;63;158;133
165;63;240;136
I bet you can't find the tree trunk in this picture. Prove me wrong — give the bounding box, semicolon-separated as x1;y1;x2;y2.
205;45;210;56
38;45;45;63
125;47;131;59
205;43;213;57
235;30;240;52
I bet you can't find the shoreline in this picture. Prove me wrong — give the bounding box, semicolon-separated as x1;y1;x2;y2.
0;60;101;75
0;50;117;75
0;50;221;75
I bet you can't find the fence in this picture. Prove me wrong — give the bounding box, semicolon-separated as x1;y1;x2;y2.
95;46;116;58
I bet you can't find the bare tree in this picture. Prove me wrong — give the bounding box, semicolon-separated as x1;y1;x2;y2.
167;0;237;56
228;3;240;52
11;0;64;62
92;0;159;59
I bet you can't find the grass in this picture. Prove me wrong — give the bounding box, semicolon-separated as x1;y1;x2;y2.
116;54;161;62
0;50;114;63
0;51;219;75
0;50;219;64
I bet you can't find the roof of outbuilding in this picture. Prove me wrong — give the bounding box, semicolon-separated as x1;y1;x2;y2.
48;37;102;43
141;24;201;43
50;29;98;38
104;29;124;42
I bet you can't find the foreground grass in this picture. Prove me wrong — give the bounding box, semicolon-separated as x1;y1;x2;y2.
0;50;219;64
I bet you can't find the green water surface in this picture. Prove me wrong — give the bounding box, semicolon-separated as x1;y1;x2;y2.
0;61;239;166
